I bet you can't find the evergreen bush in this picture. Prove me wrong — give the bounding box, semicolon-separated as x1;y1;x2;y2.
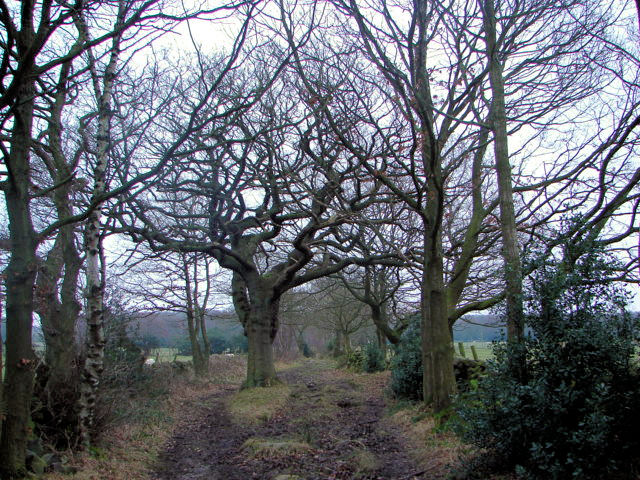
301;341;314;358
345;348;365;371
363;342;385;373
455;243;640;479
390;318;423;400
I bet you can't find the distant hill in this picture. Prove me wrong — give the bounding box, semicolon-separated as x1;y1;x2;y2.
129;309;243;345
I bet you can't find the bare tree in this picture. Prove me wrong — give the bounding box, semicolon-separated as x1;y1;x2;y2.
0;0;254;470
119;248;226;376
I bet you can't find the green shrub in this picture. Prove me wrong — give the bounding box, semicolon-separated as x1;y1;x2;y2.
346;348;365;371
455;243;640;479
363;343;385;373
300;341;314;358
390;319;422;400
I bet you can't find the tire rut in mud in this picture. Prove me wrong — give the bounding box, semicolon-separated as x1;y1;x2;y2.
154;361;421;480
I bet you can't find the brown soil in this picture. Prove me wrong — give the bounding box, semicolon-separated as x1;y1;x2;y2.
154;359;426;480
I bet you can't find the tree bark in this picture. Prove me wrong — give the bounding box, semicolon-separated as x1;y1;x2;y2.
37;60;83;392
184;260;209;377
421;219;456;412
232;273;279;387
0;295;3;435
245;309;278;387
244;295;279;387
376;327;387;357
0;73;38;478
333;330;344;357
482;0;525;343
371;303;400;346
36;222;81;389
413;0;456;413
78;13;122;445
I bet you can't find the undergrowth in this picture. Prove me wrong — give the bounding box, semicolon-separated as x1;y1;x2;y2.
42;355;247;480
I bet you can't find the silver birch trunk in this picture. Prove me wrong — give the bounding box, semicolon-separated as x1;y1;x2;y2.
78;14;122;446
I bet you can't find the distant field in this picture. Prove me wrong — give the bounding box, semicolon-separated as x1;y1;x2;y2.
454;341;494;361
148;348;191;363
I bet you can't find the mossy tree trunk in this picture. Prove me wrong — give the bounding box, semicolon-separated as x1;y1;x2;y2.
35;61;82;393
333;330;345;357
482;0;525;344
245;303;279;387
0;71;38;478
232;272;280;387
421;216;456;412
413;0;456;413
36;223;81;391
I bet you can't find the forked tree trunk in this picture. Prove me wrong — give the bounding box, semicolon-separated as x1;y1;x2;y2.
37;226;82;390
39;62;83;394
187;310;208;377
184;260;209;377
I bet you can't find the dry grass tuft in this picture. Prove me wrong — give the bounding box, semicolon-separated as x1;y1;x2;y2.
350;447;380;474
387;404;470;479
242;437;313;459
227;383;291;425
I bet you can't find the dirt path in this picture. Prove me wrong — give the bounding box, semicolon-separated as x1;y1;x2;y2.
154;359;424;480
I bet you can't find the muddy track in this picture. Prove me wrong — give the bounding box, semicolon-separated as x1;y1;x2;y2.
154;360;422;480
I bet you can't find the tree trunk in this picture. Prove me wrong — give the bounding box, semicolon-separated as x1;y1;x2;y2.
187;310;208;377
233;274;279;387
371;304;401;345
483;0;525;343
421;227;456;413
410;0;456;414
342;332;352;354
197;312;210;375
333;330;344;357
78;21;121;445
78;213;106;447
36;225;81;389
0;295;3;436
376;327;387;357
0;75;38;478
184;259;209;377
244;300;279;387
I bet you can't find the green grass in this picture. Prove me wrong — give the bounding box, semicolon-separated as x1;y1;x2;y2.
454;342;494;361
148;348;190;362
227;383;291;425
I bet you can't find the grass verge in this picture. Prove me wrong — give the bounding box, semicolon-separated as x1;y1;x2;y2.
385;401;469;479
227;383;291;425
